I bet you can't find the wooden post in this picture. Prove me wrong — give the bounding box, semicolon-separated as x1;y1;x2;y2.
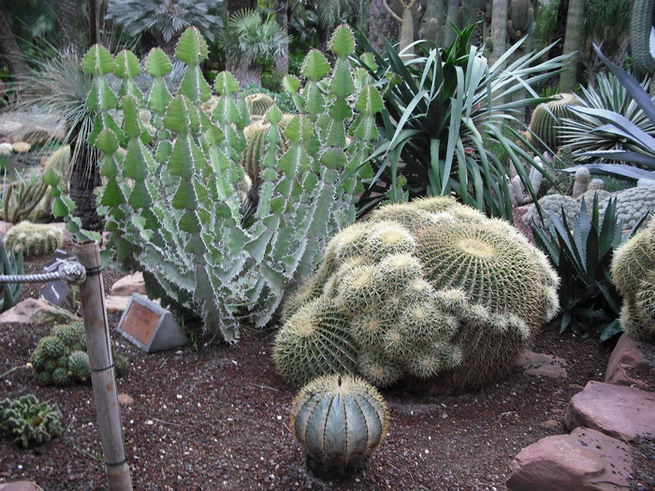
74;241;133;491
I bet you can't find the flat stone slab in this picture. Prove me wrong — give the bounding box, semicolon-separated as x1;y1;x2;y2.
0;482;43;491
110;272;145;297
605;333;655;389
0;298;79;325
515;350;568;378
507;427;631;490
565;381;655;442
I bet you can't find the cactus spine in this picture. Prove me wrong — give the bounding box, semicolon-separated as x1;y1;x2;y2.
275;197;560;392
528;93;580;152
4;222;62;258
611;219;655;341
290;374;388;473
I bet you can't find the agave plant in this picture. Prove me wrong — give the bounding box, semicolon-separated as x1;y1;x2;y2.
563;43;655;182
532;196;647;341
353;25;566;220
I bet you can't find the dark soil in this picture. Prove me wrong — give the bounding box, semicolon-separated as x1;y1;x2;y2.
0;247;654;490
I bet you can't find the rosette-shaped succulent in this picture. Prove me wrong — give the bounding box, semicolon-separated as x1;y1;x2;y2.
611;219;655;340
274;197;560;392
290;374;388;473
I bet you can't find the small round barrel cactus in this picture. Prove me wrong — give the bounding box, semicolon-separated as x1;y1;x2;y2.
611;219;655;341
290;374;388;473
4;221;62;258
245;93;275;117
528;93;580;152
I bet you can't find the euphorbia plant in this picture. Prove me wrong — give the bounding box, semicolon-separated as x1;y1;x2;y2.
45;26;381;342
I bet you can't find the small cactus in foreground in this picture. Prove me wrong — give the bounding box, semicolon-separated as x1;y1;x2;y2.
4;221;62;258
291;374;388;473
0;394;63;449
30;322;128;386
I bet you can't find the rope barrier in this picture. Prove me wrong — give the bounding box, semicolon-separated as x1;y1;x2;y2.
0;258;87;285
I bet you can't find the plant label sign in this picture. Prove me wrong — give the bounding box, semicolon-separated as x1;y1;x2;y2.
116;294;186;353
40;249;74;307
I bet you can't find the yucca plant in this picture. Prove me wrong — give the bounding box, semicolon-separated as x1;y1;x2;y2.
564;43;655;182
532;196;646;341
353;25;566;220
47;26;381;342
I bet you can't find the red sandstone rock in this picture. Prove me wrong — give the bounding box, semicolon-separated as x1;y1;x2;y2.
565;381;655;442
605;333;655;389
507;428;632;490
0;482;44;491
0;298;79;325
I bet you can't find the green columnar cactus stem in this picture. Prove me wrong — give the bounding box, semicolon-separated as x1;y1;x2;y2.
528;93;579;152
4;222;62;258
0;395;63;449
290;374;388;473
47;25;381;342
507;0;534;43
630;0;655;78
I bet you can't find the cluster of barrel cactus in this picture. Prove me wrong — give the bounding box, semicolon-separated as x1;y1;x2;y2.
0;394;63;449
48;25;381;342
4;222;62;258
290;374;388;473
274;197;560;393
30;322;127;386
612;219;655;341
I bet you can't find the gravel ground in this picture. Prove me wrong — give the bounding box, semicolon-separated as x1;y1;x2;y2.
0;232;654;490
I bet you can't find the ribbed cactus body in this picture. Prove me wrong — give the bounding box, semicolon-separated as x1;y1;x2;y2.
630;0;655;77
611;220;655;340
528;93;580;152
290;374;388;472
276;199;559;393
273;299;359;387
4;222;62;258
601;186;655;230
245;93;275;117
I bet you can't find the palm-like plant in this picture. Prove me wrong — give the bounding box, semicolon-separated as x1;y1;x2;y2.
564;43;655;182
13;47;101;229
354;25;566;219
559;72;655;164
106;0;224;54
224;9;290;87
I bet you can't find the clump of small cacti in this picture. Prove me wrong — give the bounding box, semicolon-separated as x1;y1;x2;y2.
0;394;63;449
275;197;560;393
290;374;388;474
600;185;655;230
528;93;580;152
611;219;655;341
4;221;62;258
30;322;127;386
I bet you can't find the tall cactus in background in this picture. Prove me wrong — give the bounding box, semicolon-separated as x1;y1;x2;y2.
382;0;419;54
46;26;381;342
631;0;655;92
